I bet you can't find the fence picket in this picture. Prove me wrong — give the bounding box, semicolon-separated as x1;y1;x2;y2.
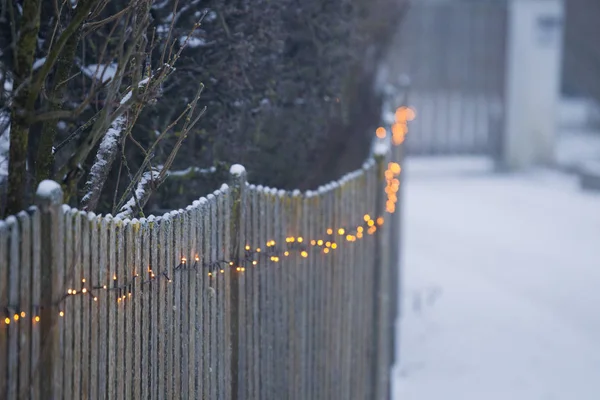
80;212;92;399
71;210;82;399
29;208;41;400
140;218;151;400
149;216;160;400
6;216;19;400
171;210;182;398
0;221;7;400
185;205;196;399
90;213;101;399
62;208;73;400
129;218;142;400
123;219;134;399
16;211;31;399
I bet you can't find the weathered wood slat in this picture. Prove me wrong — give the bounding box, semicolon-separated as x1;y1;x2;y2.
187;203;198;399
62;208;74;400
139;218;150;400
149;215;160;400
29;208;41;400
89;214;101;399
248;186;260;400
123;219;134;400
129;219;142;400
158;214;170;399
71;209;82;399
6;216;19;400
171;210;182;399
207;194;217;400
16;211;31;400
0;221;7;400
201;197;213;400
80;212;92;400
180;209;188;396
115;218;126;400
216;190;228;399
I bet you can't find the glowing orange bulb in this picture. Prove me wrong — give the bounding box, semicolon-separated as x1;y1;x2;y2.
327;228;333;235
311;240;316;246
20;312;25;318
377;217;384;226
376;127;387;139
363;214;371;222
323;248;330;254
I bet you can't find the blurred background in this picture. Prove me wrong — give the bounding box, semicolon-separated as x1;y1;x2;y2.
387;0;600;399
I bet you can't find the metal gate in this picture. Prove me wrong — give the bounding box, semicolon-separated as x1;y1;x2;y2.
396;0;508;157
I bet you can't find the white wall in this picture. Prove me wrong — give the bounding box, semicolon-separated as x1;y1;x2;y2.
504;0;564;169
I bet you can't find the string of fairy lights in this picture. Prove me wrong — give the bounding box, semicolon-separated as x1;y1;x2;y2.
1;106;412;327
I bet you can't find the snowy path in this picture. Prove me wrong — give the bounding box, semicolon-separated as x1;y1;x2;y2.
393;157;600;400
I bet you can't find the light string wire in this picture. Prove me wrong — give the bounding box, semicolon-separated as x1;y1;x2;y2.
1;125;408;325
1;208;396;325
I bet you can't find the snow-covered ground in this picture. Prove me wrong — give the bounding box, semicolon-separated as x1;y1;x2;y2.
393;157;600;400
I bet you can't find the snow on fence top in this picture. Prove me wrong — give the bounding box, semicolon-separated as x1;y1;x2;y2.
0;131;404;400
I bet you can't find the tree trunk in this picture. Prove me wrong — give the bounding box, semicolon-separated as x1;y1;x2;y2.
5;0;41;217
35;29;82;185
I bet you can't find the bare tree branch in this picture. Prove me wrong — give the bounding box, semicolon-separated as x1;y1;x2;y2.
80;114;127;210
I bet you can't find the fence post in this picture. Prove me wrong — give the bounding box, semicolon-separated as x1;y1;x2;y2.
34;180;63;399
372;139;392;400
228;164;247;400
390;77;410;389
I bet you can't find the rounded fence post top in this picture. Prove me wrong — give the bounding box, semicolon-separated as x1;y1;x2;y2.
372;139;390;158
35;180;63;206
229;164;246;176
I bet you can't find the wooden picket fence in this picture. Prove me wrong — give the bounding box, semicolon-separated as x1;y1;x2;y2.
0;138;402;400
